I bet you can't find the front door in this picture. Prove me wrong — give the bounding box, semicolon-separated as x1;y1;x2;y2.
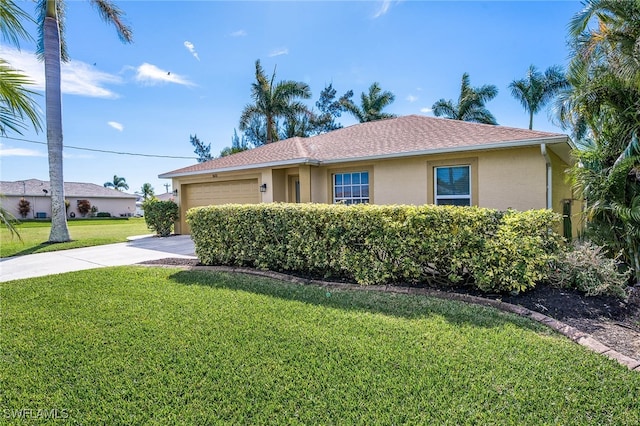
289;176;300;203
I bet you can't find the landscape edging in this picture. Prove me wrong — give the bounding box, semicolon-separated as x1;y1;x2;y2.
144;263;640;371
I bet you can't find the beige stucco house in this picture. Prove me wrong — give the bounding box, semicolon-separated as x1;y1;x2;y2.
160;115;577;236
0;179;137;219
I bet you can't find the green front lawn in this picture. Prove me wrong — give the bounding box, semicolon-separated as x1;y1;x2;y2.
2;267;638;424
0;218;150;257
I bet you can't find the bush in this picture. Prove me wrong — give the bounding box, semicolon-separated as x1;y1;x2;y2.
18;198;30;218
188;204;562;293
96;212;111;218
549;241;631;298
143;199;179;237
77;200;91;217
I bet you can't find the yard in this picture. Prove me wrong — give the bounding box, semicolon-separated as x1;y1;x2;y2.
2;267;639;424
0;218;150;257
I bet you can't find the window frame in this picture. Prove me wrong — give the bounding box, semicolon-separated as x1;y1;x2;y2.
426;157;478;207
433;165;471;206
332;170;370;205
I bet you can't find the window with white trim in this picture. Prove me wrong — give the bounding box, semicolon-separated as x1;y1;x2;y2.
333;171;369;204
434;165;471;206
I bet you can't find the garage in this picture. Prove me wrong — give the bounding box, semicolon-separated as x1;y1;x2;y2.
181;179;260;233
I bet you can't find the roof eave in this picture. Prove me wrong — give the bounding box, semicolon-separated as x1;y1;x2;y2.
158;157;320;179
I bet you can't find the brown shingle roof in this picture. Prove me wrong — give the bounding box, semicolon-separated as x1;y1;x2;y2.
0;179;137;198
160;115;569;178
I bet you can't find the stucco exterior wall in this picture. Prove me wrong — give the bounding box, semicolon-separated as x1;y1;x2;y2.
476;147;547;211
168;145;576;235
1;195;135;219
78;198;136;217
1;195;52;220
304;147;551;212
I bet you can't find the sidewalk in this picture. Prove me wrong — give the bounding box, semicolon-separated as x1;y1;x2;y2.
0;235;196;282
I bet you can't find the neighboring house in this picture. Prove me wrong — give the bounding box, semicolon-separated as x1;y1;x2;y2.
156;192;176;202
0;179;137;219
159;115;577;236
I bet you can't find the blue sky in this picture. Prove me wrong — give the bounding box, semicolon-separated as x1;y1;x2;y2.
1;0;582;195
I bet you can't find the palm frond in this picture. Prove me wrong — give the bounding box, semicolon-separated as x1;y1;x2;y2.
90;0;133;43
0;0;33;46
0;59;43;135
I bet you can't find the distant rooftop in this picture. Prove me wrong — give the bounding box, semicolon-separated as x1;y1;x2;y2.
0;179;137;198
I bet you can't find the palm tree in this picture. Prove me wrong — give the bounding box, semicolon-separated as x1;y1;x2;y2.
509;65;568;130
139;183;154;200
569;0;640;86
36;0;133;243
432;73;498;125
560;0;640;282
239;60;311;144
0;0;42;136
104;175;129;191
339;82;396;123
0;60;42;136
0;195;22;241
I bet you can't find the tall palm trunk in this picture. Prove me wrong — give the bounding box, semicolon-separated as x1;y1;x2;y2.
43;1;70;242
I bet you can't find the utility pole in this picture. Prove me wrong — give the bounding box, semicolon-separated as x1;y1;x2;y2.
164;183;170;193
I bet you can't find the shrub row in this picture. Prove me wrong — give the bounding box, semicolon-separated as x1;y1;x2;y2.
187;204;563;293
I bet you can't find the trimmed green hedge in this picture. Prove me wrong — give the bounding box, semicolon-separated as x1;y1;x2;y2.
143;199;179;236
187;204;563;293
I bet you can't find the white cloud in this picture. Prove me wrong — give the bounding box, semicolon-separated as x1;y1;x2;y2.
420;107;433;113
0;143;45;157
373;0;392;18
230;30;247;37
133;63;195;86
0;45;122;98
406;95;418;102
268;48;289;57
184;41;200;61
108;121;124;131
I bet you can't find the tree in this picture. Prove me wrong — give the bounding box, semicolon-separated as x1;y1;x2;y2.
190;134;212;163
220;129;250;157
339;82;396;123
77;199;91;217
18;198;30;218
240;116;268;148
310;83;345;134
239;59;311;144
36;0;133;243
432;73;498;125
281;111;314;139
104;174;129;191
0;1;42;136
139;183;154;200
559;0;640;281
509;65;569;130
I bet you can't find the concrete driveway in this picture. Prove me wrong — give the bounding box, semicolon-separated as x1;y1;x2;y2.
0;235;196;282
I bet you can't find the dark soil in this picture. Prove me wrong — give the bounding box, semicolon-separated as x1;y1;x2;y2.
140;257;640;360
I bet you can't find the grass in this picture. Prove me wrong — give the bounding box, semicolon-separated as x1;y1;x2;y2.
2;267;639;424
0;218;150;257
